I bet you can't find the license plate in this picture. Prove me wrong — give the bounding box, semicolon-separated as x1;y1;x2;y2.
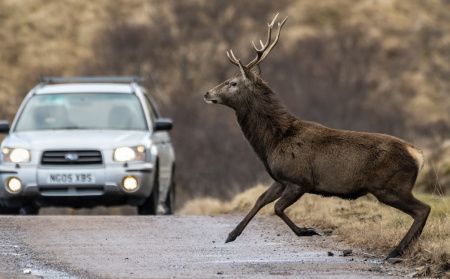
48;173;95;184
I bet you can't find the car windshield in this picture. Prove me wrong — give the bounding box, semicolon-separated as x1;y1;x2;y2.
14;93;148;131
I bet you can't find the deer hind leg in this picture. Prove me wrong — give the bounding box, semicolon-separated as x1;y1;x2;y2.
373;188;430;260
274;184;319;236
225;181;285;243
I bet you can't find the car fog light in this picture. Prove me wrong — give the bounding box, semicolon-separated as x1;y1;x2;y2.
7;177;22;192
123;176;138;191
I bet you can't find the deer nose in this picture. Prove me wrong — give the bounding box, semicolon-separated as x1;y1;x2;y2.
204;92;210;98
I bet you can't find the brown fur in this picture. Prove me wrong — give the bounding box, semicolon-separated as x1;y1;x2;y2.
203;15;430;260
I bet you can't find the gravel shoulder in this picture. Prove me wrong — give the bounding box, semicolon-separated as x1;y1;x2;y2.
1;215;416;278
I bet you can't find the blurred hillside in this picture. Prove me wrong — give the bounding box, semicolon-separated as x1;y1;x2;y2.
1;0;449;207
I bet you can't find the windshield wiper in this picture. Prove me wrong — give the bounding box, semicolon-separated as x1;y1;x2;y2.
52;126;86;130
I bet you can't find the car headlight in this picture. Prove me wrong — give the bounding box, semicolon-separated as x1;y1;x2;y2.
2;148;31;163
113;146;145;162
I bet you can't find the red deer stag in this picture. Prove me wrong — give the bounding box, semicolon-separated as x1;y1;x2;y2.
203;14;430;260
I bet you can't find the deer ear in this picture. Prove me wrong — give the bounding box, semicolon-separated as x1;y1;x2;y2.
237;60;249;80
252;65;261;75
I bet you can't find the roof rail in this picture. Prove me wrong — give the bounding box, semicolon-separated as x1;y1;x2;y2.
38;76;145;84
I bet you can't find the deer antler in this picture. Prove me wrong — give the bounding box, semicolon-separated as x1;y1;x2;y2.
226;13;288;70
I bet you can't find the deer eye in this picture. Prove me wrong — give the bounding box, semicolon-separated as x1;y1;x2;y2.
230;81;237;87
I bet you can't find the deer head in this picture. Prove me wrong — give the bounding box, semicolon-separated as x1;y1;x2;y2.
204;14;288;108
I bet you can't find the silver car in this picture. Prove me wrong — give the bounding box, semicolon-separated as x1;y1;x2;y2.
0;77;175;215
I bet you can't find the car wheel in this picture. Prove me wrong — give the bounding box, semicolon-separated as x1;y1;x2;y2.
137;172;159;215
0;206;20;215
19;204;40;215
164;175;176;215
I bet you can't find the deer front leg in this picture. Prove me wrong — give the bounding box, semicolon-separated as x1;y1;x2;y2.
225;181;285;243
274;184;319;236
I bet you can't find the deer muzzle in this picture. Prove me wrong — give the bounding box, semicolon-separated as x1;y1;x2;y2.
204;92;218;104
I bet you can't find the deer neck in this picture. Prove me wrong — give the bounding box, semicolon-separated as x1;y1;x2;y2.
235;86;296;162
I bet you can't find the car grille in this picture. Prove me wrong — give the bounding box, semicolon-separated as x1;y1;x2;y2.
41;150;103;166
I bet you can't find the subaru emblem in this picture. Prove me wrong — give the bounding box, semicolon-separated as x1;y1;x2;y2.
65;153;79;161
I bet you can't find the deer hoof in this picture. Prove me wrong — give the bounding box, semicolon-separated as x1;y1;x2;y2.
225;234;237;243
385;249;402;260
296;227;320;236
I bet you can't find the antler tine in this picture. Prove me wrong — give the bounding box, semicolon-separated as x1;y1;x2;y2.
226;50;240;66
246;14;276;68
246;14;288;69
254;16;288;66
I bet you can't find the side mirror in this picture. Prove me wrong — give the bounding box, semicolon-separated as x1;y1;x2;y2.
154;118;172;132
0;120;10;133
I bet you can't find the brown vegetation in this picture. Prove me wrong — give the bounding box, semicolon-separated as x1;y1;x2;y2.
1;0;450;207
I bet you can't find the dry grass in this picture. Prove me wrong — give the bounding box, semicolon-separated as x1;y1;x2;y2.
179;184;450;277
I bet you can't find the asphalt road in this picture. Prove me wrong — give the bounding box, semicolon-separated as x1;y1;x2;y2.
0;215;414;278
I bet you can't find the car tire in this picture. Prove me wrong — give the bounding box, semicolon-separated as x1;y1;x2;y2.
19;204;40;215
0;206;20;215
164;172;176;215
137;171;159;215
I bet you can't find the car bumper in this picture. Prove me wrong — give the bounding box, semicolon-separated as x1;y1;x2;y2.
0;163;154;208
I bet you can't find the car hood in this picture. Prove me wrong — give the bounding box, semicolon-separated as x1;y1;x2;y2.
2;130;151;151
